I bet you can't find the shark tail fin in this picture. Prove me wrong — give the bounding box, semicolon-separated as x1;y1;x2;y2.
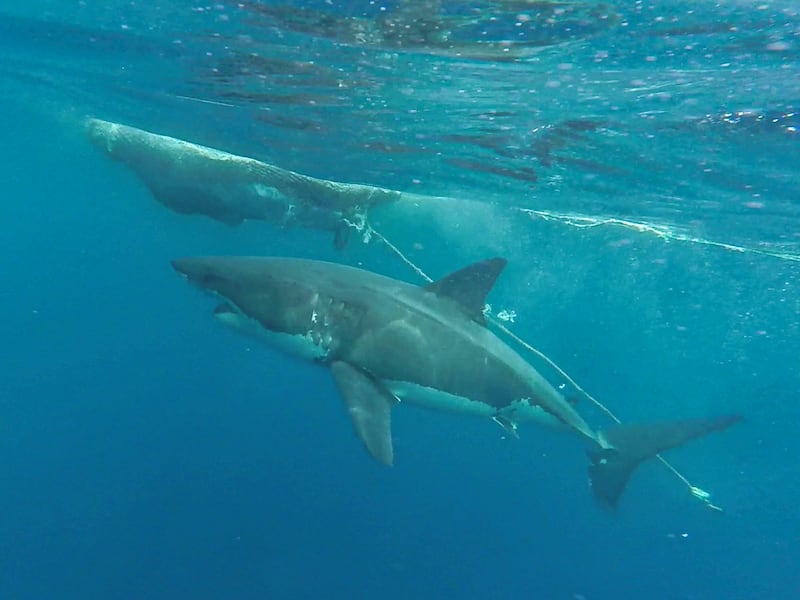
588;415;742;507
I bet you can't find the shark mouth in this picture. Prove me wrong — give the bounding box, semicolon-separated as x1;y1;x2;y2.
213;302;237;316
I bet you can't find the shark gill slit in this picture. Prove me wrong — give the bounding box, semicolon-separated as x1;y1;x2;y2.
369;225;724;512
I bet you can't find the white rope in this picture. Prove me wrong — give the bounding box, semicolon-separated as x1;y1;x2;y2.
520;208;800;263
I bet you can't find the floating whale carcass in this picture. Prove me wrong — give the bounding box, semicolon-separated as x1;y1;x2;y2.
85;117;406;248
85;117;535;265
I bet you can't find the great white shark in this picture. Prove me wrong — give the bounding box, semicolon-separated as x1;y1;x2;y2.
172;255;740;506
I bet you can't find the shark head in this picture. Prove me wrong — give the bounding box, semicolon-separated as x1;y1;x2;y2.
172;256;345;361
172;256;302;328
173;256;227;289
172;256;292;312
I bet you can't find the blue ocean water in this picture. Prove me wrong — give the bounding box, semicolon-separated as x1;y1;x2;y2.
1;2;798;598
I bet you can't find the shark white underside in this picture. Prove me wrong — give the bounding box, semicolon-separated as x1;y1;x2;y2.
216;307;549;425
384;379;560;430
216;305;557;432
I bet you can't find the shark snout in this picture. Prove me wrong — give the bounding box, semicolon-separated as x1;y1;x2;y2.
171;257;204;281
171;257;230;292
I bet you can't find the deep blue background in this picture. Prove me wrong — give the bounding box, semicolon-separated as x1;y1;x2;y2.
1;3;799;599
2;92;797;600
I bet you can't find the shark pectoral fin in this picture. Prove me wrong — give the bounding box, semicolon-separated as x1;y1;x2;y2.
330;361;395;466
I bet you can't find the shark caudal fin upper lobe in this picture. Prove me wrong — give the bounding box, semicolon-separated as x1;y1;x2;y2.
588;415;742;507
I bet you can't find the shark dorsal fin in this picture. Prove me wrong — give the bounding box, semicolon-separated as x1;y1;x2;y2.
425;258;508;323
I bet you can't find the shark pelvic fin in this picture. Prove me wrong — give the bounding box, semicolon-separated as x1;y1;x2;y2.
330;361;396;466
588;415;742;508
425;257;507;323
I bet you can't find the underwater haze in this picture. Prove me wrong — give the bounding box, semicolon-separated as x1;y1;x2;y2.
1;1;799;598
